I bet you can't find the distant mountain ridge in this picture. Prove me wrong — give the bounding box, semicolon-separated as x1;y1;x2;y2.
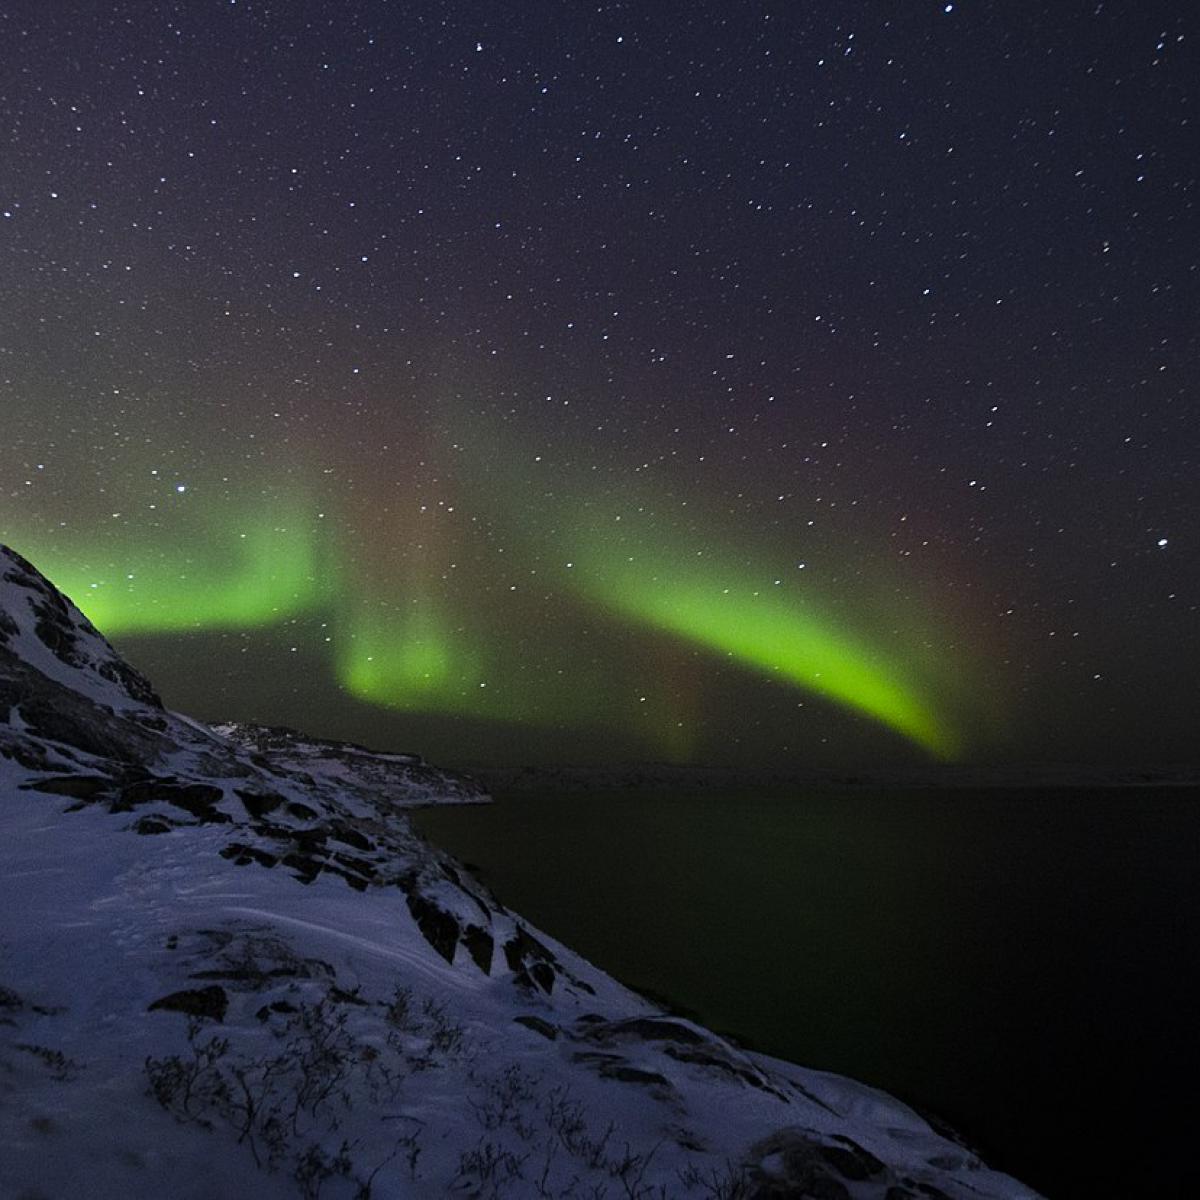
0;544;1042;1200
471;760;1200;793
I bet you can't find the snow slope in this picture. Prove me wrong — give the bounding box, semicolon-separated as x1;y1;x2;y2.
0;545;1043;1199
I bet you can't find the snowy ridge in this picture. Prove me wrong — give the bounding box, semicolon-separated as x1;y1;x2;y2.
0;545;1042;1199
0;545;162;713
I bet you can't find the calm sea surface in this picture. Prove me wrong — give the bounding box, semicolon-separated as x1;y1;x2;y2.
411;788;1200;1200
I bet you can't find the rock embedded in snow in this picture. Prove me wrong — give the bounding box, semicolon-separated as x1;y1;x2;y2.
0;545;162;712
0;544;1044;1199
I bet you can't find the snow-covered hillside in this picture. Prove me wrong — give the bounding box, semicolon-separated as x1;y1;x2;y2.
0;544;1042;1199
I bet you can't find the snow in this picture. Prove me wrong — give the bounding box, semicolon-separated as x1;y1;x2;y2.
0;550;156;715
0;545;1044;1199
0;791;1037;1198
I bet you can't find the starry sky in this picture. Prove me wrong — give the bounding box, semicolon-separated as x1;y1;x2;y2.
1;1;1195;769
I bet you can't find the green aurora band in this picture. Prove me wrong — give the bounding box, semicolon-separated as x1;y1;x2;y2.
338;598;480;711
334;589;638;733
562;540;963;761
444;401;977;760
2;513;329;635
3;467;979;759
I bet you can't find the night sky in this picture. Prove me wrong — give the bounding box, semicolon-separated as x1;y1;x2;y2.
1;1;1195;769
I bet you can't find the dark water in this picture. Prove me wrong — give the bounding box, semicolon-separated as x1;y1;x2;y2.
411;788;1200;1200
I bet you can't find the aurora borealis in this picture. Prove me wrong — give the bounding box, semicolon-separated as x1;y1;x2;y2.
1;1;1194;768
1;453;980;761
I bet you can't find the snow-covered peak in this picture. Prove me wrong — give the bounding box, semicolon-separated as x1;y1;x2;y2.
0;543;162;714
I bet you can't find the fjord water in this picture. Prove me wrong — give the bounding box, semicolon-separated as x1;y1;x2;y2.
412;787;1200;1199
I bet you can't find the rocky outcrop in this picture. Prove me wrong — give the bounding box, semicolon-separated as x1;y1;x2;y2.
148;986;230;1022
0;545;162;709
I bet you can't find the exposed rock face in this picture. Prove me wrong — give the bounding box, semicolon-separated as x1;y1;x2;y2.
0;544;591;1004
0;545;162;710
405;892;462;963
148;985;230;1022
213;720;489;806
740;1127;960;1200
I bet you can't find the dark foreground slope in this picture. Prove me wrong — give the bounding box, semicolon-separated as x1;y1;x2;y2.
0;545;1040;1199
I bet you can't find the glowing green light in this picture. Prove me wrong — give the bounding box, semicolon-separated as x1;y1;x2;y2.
2;402;994;761
564;541;963;760
441;401;975;759
334;581;653;740
339;600;474;707
2;512;329;635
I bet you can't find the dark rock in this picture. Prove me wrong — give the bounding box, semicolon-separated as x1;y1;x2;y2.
190;968;268;984
586;1017;707;1046
662;1044;786;1098
329;822;372;851
600;1063;673;1088
255;1000;299;1022
291;827;329;852
282;852;323;884
286;801;319;821
133;815;174;835
520;961;554;993
96;654;163;708
22;775;111;799
514;1015;558;1040
461;924;494;974
820;1137;886;1181
190;956;331;985
805;1181;851;1200
31;597;87;665
570;1051;676;1090
911;1106;979;1154
406;893;460;963
165;785;226;819
751;1176;850;1200
236;789;285;818
465;888;493;922
0;984;23;1024
745;1129;869;1200
572;1050;626;1069
0;546;161;708
331;852;377;880
220;843;280;868
18;696;137;762
912;1185;954;1200
324;864;369;892
503;925;559;994
249;820;293;842
147;985;228;1022
119;778;225;819
0;737;52;771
